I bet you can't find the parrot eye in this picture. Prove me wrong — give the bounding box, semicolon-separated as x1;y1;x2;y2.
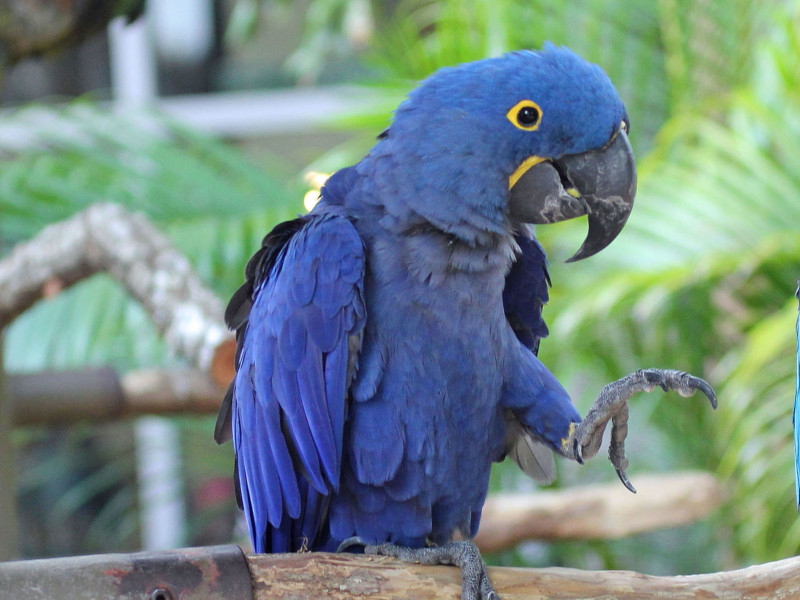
507;100;542;131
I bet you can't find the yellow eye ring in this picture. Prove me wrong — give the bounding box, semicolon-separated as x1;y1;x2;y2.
507;100;542;131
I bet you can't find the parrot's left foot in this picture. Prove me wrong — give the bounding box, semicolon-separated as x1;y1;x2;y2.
339;538;497;600
565;368;717;493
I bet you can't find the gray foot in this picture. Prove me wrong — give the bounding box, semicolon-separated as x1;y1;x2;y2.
365;540;498;600
566;368;716;492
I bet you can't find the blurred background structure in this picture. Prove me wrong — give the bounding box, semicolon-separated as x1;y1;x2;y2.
0;0;799;577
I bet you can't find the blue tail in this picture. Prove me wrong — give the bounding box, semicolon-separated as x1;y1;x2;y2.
795;279;800;512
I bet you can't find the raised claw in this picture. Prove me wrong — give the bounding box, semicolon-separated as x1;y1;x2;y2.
641;369;717;408
691;376;717;409
616;468;637;494
609;404;633;492
567;368;717;492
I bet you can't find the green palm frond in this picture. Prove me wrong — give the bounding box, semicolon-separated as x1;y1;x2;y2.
0;103;296;245
538;5;800;562
2;102;303;555
715;299;796;561
321;0;781;159
367;0;670;154
1;103;301;371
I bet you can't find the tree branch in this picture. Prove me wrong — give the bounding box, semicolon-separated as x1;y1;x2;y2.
248;552;800;600
7;367;223;426
2;545;796;600
0;203;235;382
0;336;18;560
474;471;724;551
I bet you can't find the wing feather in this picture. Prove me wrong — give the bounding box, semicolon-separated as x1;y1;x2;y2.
503;231;551;354
503;230;557;483
223;213;366;552
506;418;556;484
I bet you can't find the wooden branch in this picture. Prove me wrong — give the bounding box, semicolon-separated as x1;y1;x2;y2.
3;544;798;600
0;336;19;560
120;367;224;416
7;367;223;426
474;471;724;551
0;203;235;383
249;552;800;600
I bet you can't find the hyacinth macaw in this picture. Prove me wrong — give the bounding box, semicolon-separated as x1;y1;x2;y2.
215;45;716;599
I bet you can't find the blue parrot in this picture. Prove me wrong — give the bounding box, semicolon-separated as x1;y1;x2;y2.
795;280;799;511
215;46;716;599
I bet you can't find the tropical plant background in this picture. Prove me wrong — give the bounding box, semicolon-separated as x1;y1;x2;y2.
2;0;799;574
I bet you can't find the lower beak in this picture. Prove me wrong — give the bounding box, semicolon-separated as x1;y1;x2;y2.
508;128;637;262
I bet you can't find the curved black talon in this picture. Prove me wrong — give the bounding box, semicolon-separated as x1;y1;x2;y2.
644;369;718;409
616;468;637;494
692;377;718;409
573;438;583;465
336;536;368;553
571;368;717;493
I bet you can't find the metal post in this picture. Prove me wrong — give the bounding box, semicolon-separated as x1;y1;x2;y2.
108;14;187;551
0;335;19;560
0;545;252;600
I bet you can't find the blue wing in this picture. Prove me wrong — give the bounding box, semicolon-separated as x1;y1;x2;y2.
795;280;799;511
217;212;366;552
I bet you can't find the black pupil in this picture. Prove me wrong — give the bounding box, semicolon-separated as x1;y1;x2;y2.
518;106;540;127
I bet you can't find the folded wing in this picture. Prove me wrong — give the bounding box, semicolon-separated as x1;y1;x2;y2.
216;213;366;552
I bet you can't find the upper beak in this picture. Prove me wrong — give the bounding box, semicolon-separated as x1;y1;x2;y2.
508;127;637;262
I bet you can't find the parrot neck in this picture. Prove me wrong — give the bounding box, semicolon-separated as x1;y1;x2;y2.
343;156;520;280
355;146;517;261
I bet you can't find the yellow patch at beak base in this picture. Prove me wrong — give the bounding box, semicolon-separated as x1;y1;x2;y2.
509;156;546;190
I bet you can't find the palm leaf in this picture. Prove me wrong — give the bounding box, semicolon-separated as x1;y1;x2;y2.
539;5;800;562
2;103;302;554
1;103;301;371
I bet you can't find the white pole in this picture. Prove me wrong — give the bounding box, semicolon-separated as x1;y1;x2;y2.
108;17;157;107
108;13;187;550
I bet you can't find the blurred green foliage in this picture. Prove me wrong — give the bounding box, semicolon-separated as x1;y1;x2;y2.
2;0;799;573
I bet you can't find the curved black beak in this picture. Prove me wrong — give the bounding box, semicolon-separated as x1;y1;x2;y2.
508;127;636;262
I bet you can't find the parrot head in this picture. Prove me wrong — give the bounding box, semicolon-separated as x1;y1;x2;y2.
385;45;636;261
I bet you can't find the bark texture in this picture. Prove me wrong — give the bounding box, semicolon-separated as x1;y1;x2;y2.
248;552;800;600
0;203;233;376
474;471;724;551
7;367;223;426
4;545;799;600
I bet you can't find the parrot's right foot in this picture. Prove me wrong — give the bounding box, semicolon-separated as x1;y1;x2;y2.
339;538;498;600
564;368;717;492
